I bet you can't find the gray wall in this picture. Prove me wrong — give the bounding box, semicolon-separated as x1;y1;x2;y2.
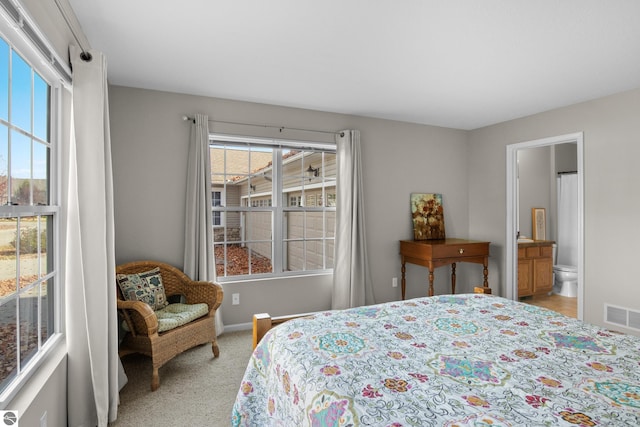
516;143;578;242
108;86;471;326
468;88;640;332
517;146;552;240
110;85;640;334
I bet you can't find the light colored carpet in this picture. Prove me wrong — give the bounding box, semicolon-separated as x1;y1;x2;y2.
109;329;253;427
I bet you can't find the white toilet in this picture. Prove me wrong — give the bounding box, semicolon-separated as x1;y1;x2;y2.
552;243;577;298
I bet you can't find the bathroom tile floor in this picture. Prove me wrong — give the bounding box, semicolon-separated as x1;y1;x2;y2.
521;294;577;318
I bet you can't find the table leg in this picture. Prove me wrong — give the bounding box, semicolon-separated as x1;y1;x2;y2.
483;257;489;287
401;261;406;300
451;262;457;294
428;267;435;296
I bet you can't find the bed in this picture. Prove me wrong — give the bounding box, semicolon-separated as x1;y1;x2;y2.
232;294;640;426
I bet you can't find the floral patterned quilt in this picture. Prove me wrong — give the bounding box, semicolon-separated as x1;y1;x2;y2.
232;294;640;426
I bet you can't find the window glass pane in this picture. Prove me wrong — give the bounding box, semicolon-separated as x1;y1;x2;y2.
324;177;337;190
211;172;226;186
213;243;227;277
214;242;273;277
227;244;245;276
213;244;228;277
326;211;336;239
11;51;31;132
284;241;304;272
224;211;242;243
246;243;272;275
220;211;242;243
0;218;17;298
221;145;248;176
306;240;323;270
33;72;49;142
282;152;306;196
285;211;305;240
245;211;272;242
33;141;48;205
306;211;324;239
10;130;31;205
0;124;8;205
19;290;39;366
210;146;226;182
0;38;8;121
324;239;334;269
249;147;273;177
284;239;328;272
0;298;18;389
323;153;337;179
19;216;39;288
41;278;52;343
41;215;52;275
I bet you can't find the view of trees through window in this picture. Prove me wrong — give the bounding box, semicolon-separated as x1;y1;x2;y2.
211;140;336;279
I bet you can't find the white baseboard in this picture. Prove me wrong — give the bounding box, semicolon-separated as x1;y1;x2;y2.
221;322;252;333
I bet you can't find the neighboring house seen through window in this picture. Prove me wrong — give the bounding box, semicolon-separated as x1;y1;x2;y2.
0;33;60;401
210;136;336;279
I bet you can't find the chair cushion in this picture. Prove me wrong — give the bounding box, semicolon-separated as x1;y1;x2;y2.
155;303;209;333
117;267;169;311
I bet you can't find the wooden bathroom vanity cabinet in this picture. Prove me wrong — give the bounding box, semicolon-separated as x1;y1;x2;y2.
518;240;554;297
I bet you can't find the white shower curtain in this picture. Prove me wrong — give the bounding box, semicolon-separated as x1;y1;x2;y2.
184;114;224;335
332;130;375;309
556;173;578;266
65;46;122;426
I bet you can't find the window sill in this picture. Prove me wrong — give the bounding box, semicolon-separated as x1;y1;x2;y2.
216;270;332;285
1;335;66;412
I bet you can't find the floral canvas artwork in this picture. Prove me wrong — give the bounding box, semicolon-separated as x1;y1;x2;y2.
411;193;446;240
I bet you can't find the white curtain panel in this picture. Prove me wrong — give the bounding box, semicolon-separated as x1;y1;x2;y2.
183;114;224;335
332;130;375;309
65;46;121;426
557;173;579;266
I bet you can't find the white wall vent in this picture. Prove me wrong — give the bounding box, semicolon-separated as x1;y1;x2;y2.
605;304;640;331
629;310;640;330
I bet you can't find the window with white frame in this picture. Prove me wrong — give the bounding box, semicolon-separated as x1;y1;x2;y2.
0;29;60;401
210;136;336;279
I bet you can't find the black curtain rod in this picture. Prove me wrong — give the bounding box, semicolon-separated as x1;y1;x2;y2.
557;171;577;175
182;115;344;137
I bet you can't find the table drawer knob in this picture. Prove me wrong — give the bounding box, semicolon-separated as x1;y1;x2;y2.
459;248;464;254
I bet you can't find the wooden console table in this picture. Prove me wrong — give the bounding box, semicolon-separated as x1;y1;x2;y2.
400;238;490;299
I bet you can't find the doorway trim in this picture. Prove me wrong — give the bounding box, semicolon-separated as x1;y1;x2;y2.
506;132;584;320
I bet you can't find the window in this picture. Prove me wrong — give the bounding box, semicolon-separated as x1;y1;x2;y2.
0;30;60;401
210;136;336;279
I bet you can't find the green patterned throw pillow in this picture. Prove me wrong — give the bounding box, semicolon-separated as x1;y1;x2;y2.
117;267;169;311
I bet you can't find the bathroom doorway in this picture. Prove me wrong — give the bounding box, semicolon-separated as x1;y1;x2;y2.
506;133;584;320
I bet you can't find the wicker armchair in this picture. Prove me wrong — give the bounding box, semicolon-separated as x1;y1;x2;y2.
116;260;223;391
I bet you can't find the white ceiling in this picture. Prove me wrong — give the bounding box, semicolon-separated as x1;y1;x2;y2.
67;0;640;130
